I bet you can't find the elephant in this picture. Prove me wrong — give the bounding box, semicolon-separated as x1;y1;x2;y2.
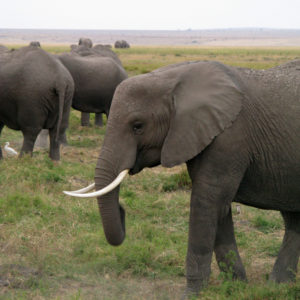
91;44;122;65
29;41;41;47
65;39;125;126
64;60;300;298
58;45;127;127
95;44;112;49
78;37;93;48
114;40;130;49
0;45;74;160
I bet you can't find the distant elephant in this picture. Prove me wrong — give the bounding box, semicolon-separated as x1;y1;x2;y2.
114;40;130;48
0;45;74;160
78;37;93;48
69;38;93;55
58;46;127;127
91;44;122;65
29;41;41;47
65;60;300;298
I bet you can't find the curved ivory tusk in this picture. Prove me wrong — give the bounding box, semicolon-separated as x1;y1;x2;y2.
63;169;129;198
68;183;95;194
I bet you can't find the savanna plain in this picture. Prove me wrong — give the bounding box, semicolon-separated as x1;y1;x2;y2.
1;46;300;299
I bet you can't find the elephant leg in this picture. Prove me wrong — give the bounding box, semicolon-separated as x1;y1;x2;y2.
184;190;217;297
214;208;247;281
270;211;300;282
48;128;61;161
183;153;246;299
21;127;41;157
94;113;103;127
0;123;4;159
59;131;68;146
81;112;90;126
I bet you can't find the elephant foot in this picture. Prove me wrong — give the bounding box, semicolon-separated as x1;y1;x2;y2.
269;268;296;283
181;289;199;300
181;279;205;300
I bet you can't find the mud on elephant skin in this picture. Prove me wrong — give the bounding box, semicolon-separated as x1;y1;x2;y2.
65;60;300;298
0;45;74;160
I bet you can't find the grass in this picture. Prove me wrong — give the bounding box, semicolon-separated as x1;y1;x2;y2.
1;45;300;299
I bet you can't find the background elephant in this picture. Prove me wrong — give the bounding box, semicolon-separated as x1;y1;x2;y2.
78;37;93;48
67;60;300;298
58;42;127;127
0;45;74;160
29;41;41;47
114;40;130;48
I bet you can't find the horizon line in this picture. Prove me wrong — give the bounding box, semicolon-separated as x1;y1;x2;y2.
1;27;300;32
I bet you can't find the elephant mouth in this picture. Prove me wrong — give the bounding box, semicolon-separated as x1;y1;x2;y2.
129;159;161;175
129;166;141;175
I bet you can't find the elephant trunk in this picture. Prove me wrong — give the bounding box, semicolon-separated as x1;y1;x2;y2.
94;147;126;246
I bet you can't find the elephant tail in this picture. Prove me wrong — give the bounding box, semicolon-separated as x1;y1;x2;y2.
55;80;73;142
54;85;64;142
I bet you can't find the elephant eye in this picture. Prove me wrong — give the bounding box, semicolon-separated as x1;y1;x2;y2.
132;122;144;134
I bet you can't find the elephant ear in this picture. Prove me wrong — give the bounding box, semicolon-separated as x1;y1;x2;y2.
161;61;244;167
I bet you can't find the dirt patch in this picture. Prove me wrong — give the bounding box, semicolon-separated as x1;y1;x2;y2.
0;264;39;288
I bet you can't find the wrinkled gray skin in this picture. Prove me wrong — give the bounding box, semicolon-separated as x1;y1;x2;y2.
0;45;74;160
114;40;130;48
58;45;127;125
94;60;300;298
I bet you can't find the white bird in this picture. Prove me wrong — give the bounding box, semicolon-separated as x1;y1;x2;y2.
4;142;18;156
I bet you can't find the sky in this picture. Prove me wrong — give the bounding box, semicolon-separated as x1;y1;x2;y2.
0;0;300;31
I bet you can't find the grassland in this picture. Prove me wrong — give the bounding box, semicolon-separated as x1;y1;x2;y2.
1;46;300;299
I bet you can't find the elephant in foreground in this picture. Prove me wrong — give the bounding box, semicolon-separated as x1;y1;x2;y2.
0;45;74;160
65;60;300;298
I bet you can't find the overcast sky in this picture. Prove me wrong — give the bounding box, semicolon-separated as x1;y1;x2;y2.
1;0;300;30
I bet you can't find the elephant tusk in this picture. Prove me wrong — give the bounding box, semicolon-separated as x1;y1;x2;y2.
67;183;95;194
63;169;129;198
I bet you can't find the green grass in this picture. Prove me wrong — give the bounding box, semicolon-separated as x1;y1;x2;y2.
1;45;299;299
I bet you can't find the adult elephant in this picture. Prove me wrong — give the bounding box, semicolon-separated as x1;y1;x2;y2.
64;60;300;298
78;37;93;48
69;38;125;126
58;46;127;127
0;45;74;160
114;40;130;49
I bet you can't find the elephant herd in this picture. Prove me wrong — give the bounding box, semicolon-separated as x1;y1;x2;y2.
0;38;127;160
1;39;300;299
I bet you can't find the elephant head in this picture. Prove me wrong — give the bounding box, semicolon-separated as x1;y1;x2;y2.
65;61;243;246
